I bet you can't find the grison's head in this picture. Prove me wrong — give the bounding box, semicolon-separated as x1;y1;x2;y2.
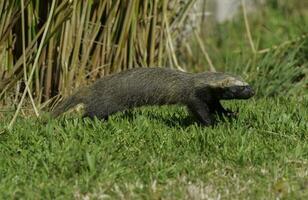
195;72;255;100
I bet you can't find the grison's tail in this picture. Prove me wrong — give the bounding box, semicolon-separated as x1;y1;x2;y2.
51;88;88;117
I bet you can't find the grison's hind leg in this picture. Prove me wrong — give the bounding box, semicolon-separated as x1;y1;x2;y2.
82;105;109;121
187;99;215;126
83;103;126;121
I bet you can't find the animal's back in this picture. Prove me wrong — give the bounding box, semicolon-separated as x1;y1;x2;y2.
76;67;194;119
88;68;193;108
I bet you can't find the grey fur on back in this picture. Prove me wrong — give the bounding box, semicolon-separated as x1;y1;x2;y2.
83;68;194;118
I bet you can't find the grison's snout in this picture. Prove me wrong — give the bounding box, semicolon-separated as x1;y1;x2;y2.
240;85;255;99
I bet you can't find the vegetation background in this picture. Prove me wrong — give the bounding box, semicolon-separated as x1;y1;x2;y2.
0;0;307;199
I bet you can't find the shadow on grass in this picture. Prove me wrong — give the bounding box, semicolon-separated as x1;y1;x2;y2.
145;112;198;128
53;109;237;129
103;109;198;128
118;110;234;128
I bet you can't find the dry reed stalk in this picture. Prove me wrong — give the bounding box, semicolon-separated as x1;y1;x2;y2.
241;0;256;54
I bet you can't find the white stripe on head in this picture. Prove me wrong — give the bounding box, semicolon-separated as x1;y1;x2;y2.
232;79;248;86
209;77;248;87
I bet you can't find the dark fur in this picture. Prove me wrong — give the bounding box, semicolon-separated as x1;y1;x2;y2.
52;68;254;126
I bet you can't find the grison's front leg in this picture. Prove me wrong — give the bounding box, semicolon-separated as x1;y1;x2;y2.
187;99;215;126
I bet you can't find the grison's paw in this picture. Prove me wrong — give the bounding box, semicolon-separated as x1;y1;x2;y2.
225;109;239;118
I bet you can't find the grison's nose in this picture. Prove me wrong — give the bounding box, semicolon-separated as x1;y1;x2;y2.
243;86;255;97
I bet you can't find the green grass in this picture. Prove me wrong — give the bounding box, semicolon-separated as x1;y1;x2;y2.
0;97;307;199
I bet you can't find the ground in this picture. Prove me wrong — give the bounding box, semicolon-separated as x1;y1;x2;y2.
0;97;307;199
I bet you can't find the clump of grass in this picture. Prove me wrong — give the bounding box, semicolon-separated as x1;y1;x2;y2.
247;42;308;98
178;0;308;98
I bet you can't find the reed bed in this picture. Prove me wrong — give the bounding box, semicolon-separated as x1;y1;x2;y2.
0;0;196;105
